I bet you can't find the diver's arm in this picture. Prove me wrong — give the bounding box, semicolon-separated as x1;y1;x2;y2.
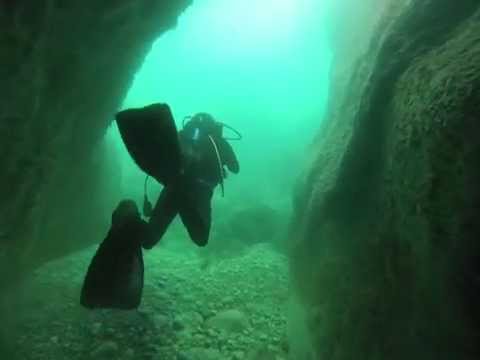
219;139;239;174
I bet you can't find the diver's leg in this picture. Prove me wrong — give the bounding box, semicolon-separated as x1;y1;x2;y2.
178;183;213;247
144;185;179;249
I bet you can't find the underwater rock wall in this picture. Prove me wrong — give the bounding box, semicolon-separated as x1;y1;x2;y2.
0;1;191;283
291;0;480;358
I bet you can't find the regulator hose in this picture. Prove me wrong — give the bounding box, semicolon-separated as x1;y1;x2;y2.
143;175;153;217
207;135;225;197
220;122;242;141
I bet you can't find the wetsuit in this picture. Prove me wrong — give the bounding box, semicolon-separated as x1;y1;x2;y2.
143;120;239;248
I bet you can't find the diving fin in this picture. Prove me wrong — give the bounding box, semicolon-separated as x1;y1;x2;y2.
80;200;146;310
115;103;182;186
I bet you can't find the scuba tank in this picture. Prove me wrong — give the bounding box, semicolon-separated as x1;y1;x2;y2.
181;113;242;196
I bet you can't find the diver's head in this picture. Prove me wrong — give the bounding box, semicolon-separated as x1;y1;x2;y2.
189;112;223;138
184;112;242;141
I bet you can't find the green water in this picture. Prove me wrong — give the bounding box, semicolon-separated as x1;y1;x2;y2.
107;0;332;209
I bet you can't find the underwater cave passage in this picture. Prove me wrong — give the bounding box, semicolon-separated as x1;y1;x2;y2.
9;1;332;359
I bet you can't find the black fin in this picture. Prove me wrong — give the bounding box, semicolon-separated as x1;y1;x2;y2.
115;103;181;185
80;209;146;310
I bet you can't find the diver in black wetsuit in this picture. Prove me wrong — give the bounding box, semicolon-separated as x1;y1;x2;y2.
80;109;239;310
143;112;240;248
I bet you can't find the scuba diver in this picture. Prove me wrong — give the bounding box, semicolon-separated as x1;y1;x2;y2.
142;112;240;248
80;104;240;310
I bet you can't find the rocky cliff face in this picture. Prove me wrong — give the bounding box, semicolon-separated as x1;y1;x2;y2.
290;0;480;358
0;1;191;284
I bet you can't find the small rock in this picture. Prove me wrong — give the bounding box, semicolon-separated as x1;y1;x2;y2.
227;339;235;347
91;340;118;358
91;322;102;336
206;309;248;333
154;313;170;330
175;311;204;330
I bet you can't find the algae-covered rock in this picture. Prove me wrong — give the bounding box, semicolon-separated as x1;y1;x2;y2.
206;309;248;333
290;0;480;359
174;311;204;332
